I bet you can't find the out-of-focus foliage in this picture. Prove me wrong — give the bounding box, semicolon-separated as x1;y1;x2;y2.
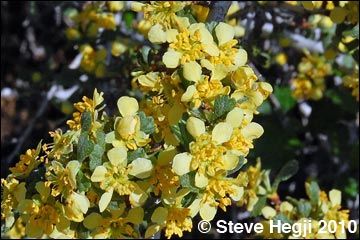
1;1;358;239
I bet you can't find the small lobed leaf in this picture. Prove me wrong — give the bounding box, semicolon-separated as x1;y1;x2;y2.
180;172;199;193
272;160;299;192
77;170;91;193
81;110;92;133
250;196;267;217
297;200;312;218
274;86;296;112
77;132;95;162
89;144;104;171
306;181;320;207
138;111;156;134
214;95;236;120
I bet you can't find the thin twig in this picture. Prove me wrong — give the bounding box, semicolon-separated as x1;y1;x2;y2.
5;88;56;169
206;1;231;22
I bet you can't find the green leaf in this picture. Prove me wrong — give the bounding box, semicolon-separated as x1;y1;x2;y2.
181;192;198;207
170;119;194;151
77;132;94;162
89;144;104;171
227;156;246;176
190;108;205;121
180;172;199;193
141;46;151;64
35;140;43;156
128;148;146;162
274;86;296;112
77;170;91;192
306;181;320;206
214;95;236;120
81;110;92;133
344;177;358;198
257;99;272;115
205;21;218;34
351;23;359;39
95;130;106;149
63;8;78;20
297;200;311;217
177;7;197;24
123;11;136;29
25;166;46;198
138;111;156;134
272;160;299;192
250;196;267;217
273;212;292;225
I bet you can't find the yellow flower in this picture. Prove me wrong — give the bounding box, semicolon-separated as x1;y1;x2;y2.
77;44;108;77
131;1;190;31
1;177;26;228
91;145;152;211
84;205;144;238
106;96;151;150
291;53;331;100
9;148;42;178
149;146;179;196
17;182;70;238
343;65;359;101
198;178;244;220
107;1;124;12
5;217;26;239
63;191;90;222
237;159;266;211
181;75;231;107
67;88;104;132
45;160;80;197
64;28;81;40
146;204;192;238
162;24;208;68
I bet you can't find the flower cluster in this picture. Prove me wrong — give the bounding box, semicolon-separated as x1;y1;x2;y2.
64;1;127;77
291;51;332;100
260;181;350;239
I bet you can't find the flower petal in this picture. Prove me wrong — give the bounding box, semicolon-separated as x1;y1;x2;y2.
91;165;107;182
117;96;139;116
151;207;168;224
107;146;127;167
183;61;202;82
329;189;341;207
181;85;197;102
129;185;148;207
230;185;244;201
199;202;217;221
172;152;192;176
241;122;264;140
215;22;234;46
163;50;182;68
84;212;103;229
99;187;113;212
226;107;243;128
234;49;248;67
66;160;80;189
262;206;276;219
128;158;153;179
148;24;167;44
222;151;239;170
194;172;208;188
127;207;144;224
212;122;233;144
186;117;205;138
